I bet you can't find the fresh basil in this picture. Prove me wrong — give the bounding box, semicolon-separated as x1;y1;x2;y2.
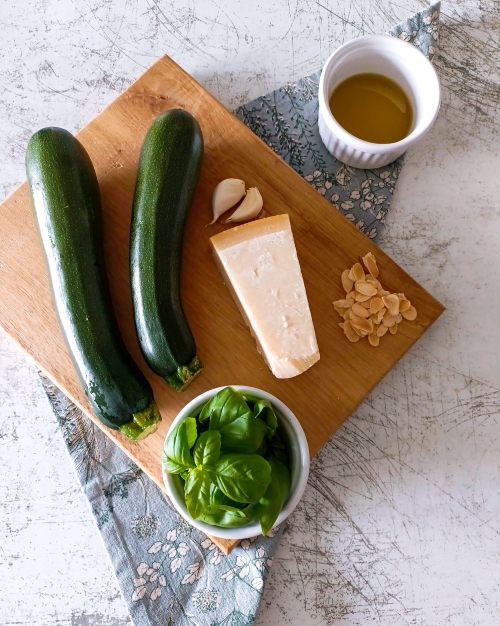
184;468;211;520
219;414;268;453
254;437;268;457
208;454;271;504
199;503;255;528
255;456;291;535
184;417;198;449
209;484;245;509
163;420;195;474
252;398;278;438
193;430;221;466
199;387;252;430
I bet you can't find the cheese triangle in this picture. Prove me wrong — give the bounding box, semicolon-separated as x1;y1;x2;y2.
210;214;320;379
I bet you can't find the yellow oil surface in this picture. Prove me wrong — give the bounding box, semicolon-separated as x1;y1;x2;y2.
329;73;413;144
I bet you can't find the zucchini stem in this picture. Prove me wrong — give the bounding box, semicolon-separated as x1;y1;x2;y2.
119;400;161;441
165;355;203;392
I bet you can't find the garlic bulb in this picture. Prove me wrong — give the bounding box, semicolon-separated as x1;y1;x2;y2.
225;187;263;223
209;178;246;225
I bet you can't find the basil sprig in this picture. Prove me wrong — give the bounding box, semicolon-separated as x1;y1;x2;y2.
163;387;292;533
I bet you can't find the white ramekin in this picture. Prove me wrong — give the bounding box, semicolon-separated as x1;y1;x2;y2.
318;34;441;168
162;386;310;540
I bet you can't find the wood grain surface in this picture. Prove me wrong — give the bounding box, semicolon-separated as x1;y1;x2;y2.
0;55;443;553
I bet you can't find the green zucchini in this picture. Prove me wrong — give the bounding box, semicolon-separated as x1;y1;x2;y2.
130;109;204;391
26;127;160;441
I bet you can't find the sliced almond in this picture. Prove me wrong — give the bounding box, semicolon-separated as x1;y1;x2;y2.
355;291;372;302
401;305;417;321
382;315;396;327
346;291;356;303
394;313;403;324
353;325;368;337
356;281;378;296
370;297;384;314
383;308;392;318
382;294;400;316
399;298;411;312
348;267;356;282
352;263;365;282
368;334;380;347
366;278;382;290
352;303;370;318
343;320;360;342
333;299;352;309
362;252;379;278
377;324;389;337
378;289;391;298
351;316;373;335
389;324;398;335
334;306;349;317
343;309;351;320
341;269;354;293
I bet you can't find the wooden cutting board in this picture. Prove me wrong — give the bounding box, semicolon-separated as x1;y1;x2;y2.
0;55;444;554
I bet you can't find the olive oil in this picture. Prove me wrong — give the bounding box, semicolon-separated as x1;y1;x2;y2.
329;73;413;144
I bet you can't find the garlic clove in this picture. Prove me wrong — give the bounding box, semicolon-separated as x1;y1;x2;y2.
208;178;246;225
225;187;263;223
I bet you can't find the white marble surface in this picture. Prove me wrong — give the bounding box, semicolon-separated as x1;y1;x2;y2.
2;0;500;624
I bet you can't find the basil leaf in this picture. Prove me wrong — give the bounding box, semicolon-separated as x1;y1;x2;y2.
184;468;211;520
253;398;278;438
193;430;221;466
180;470;190;481
208;454;271;504
185;417;198;449
199;387;251;430
219;415;268;453
254;437;268;457
199;503;255;528
215;505;246;515
163;420;195;474
209;484;245;509
255;456;291;536
271;445;288;465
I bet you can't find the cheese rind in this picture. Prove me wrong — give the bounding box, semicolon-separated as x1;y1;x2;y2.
210;214;320;379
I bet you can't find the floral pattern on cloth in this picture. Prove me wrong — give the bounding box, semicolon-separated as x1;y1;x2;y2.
40;4;440;625
234;2;440;243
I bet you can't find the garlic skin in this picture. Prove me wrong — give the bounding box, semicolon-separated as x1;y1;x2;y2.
225;187;263;223
209;178;246;225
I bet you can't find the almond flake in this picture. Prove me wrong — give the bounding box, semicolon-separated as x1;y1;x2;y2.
348;267;356;282
368;334;380;347
399;299;411;312
352;303;370;318
378;289;390;297
355;281;377;296
352;263;365;282
389;324;398;335
377;324;389;337
370;297;384;314
346;291;356;303
394;313;403;324
382;294;400;316
354;291;372;302
382;315;396;327
401;305;417;321
362;252;379;278
351;316;373;334
343;320;360;342
341;269;354;293
333;299;352;309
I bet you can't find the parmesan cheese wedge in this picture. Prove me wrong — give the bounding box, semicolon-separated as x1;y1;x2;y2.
210;214;320;378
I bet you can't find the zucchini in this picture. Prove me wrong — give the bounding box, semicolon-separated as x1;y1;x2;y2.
26;127;161;441
130;109;204;391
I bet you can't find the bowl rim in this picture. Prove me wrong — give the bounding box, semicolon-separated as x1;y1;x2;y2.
162;385;310;540
318;34;441;154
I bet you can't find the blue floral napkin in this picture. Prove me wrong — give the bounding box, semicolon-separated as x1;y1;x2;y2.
40;4;440;625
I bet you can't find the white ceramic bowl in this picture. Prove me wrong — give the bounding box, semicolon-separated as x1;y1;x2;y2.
162;385;310;540
318;34;441;168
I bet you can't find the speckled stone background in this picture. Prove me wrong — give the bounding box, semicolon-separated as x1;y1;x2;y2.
2;1;500;624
